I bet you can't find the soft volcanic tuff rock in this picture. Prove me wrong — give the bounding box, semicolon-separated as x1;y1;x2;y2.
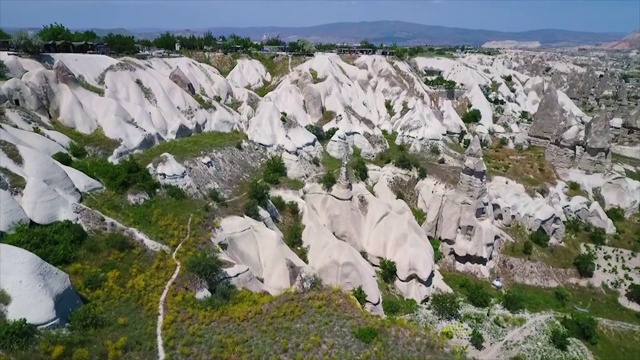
0;243;83;327
169;66;196;95
416;136;507;277
529;83;566;141
575;113;612;173
147;153;196;192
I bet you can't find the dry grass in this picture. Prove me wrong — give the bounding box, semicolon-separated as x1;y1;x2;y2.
0;139;23;165
484;145;556;189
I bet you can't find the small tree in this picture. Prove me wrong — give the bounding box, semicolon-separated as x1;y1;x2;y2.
185;250;235;307
555;286;571;306
351;156;369;181
523;240;533;255
38;23;73;42
464;283;492;308
52;152;73;166
573;252;596;278
379;258;397;284
605;206;625;223
588;228;606;245
429;292;460;320
353;326;378;344
0;319;38;351
626;284;640;304
248;180;270;207
352;286;367;306
529;231;550;247
462;109;482;124
562;312;598;345
502;286;526;313
321;172;337;191
470;327;485;350
549;325;570;351
69;304;104;331
430;238;443;262
12;31;42;55
262;155;287;185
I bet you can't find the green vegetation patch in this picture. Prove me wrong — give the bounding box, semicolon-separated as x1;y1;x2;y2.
163;287;446;359
2;227;175;359
51;121;120;157
135;131;245;166
0;139;23;166
484;145;556;188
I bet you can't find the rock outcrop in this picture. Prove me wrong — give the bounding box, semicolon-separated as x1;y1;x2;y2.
529;83;565;142
0;244;83;327
146;153;196;192
575;114;612;173
169;66;196;95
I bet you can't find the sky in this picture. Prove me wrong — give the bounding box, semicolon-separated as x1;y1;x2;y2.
1;0;639;33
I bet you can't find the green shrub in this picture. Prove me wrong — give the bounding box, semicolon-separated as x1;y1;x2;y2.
554;286;570;305
353;326;378;344
263;155;287;185
72;157;159;195
208;188;226;205
394;151;419;170
352;286;367;306
606;206;625;223
52;152;73;166
2;221;87;266
566;217;584;234
412;207;426;225
464;283;492;308
244;199;261;219
529;231;550;247
502;286;525;313
562;312;598;345
588;228;606;245
626;284;640;304
383;294;418;316
69;304;104;331
385;99;395;117
248;180;270;207
321;172;337;191
499;137;509;147
430;292;460;320
0;319;38;351
573;252;596;278
68;142;88;158
523;240;533;255
430;238;443;262
379;258;397;284
270;195;287;212
418;166;427;179
164;184;186;200
0;289;10;306
185;250;235;307
549;325;570;351
83;272;105;291
104;232;134;252
351;156;369;181
470;327;485;350
324;127;339;140
462;109;482;124
284;221;303;249
429;145;441;155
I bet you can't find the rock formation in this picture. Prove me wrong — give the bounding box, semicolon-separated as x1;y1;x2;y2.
576;114;612;173
529;83;565;142
0;244;83;327
169;66;196;95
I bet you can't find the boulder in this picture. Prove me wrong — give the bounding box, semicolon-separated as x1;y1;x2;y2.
169;66;195;95
0;244;82;327
53;60;78;86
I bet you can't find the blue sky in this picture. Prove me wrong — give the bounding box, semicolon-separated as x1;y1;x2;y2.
1;1;638;33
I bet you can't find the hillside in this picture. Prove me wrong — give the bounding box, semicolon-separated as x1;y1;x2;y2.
0;49;639;359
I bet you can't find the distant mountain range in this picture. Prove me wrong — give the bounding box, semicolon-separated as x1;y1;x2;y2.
6;21;627;47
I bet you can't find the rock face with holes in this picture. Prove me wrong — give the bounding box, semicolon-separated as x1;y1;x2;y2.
0;243;83;327
417;136;504;277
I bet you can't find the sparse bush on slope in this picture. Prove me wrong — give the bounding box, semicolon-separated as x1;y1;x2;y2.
573;252;596;278
429;292;460;320
0;319;38;351
263;155;287;185
185;250;236;308
379;258;397;284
